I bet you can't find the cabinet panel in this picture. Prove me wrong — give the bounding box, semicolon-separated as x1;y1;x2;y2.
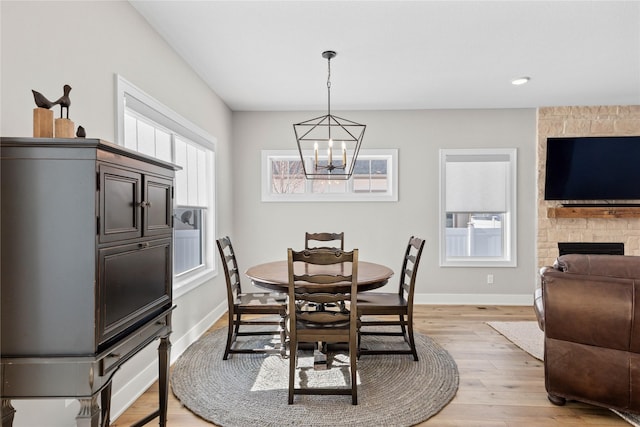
98;239;172;349
1;158;96;355
145;176;173;237
100;165;142;243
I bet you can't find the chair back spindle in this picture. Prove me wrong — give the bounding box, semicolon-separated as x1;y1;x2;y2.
399;236;425;301
304;232;345;251
217;236;241;301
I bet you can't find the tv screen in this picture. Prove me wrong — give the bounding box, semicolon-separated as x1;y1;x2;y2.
544;136;640;201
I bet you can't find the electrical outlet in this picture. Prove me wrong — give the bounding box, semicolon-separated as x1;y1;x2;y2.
487;274;494;284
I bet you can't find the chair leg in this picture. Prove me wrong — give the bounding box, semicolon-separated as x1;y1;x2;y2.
399;314;408;339
350;339;358;405
406;315;419;362
288;342;297;404
279;313;287;358
223;311;235;360
234;313;242;335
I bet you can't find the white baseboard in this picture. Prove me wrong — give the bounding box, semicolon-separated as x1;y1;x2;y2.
414;293;533;306
169;300;227;365
110;300;227;422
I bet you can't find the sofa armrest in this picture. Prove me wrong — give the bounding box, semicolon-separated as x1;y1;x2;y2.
540;268;635;352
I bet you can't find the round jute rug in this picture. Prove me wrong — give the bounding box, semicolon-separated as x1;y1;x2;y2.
171;327;459;427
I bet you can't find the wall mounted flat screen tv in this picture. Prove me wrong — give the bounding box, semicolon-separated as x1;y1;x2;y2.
544;136;640;201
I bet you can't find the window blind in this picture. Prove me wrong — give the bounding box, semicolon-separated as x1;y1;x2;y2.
445;154;508;212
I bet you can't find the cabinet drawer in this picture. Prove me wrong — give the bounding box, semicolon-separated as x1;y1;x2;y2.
100;310;171;375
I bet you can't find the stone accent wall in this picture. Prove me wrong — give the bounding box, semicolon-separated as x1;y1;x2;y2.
537;105;640;268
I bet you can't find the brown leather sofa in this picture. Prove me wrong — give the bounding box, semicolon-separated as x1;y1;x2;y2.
536;254;640;414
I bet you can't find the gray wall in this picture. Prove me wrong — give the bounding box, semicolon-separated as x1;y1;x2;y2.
232;109;538;304
1;2;232;426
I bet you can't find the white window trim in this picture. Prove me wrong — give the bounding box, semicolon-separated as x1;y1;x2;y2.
115;76;215;151
261;149;398;202
439;148;517;267
115;74;217;297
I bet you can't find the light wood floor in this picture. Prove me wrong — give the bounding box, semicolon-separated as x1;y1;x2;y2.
112;305;629;426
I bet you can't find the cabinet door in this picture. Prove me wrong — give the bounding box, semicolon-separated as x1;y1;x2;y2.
144;175;173;238
97;238;172;348
99;165;142;243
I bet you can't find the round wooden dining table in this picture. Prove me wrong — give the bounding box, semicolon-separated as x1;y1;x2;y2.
245;260;394;293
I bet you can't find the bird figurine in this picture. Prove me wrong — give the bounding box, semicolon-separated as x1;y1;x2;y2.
31;84;72;119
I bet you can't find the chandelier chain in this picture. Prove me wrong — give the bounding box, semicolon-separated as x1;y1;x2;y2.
326;54;332;117
327;54;332;90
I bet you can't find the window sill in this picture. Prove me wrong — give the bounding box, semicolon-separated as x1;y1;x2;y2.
173;267;216;299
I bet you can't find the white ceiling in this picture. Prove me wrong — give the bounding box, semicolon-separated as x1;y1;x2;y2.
130;1;640;112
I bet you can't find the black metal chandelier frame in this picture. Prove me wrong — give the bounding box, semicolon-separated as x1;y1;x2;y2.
293;51;366;180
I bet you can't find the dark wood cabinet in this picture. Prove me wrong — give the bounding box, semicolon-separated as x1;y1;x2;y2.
0;137;178;427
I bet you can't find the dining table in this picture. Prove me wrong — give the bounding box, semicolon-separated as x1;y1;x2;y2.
245;258;394;368
245;259;394;294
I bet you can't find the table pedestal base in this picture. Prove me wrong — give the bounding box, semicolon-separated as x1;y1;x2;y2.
313;341;328;369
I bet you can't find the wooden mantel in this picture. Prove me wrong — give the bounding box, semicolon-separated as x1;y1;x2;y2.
547;206;640;219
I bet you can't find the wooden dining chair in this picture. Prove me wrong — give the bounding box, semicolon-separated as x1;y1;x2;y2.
357;236;425;361
287;248;359;405
216;236;287;360
304;232;345;251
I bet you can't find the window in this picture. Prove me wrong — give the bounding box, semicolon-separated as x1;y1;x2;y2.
439;148;517;267
116;75;216;295
262;149;398;202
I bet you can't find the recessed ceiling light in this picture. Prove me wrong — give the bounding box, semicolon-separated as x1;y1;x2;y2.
511;77;531;86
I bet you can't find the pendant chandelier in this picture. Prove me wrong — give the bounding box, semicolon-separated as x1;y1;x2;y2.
294;51;366;180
